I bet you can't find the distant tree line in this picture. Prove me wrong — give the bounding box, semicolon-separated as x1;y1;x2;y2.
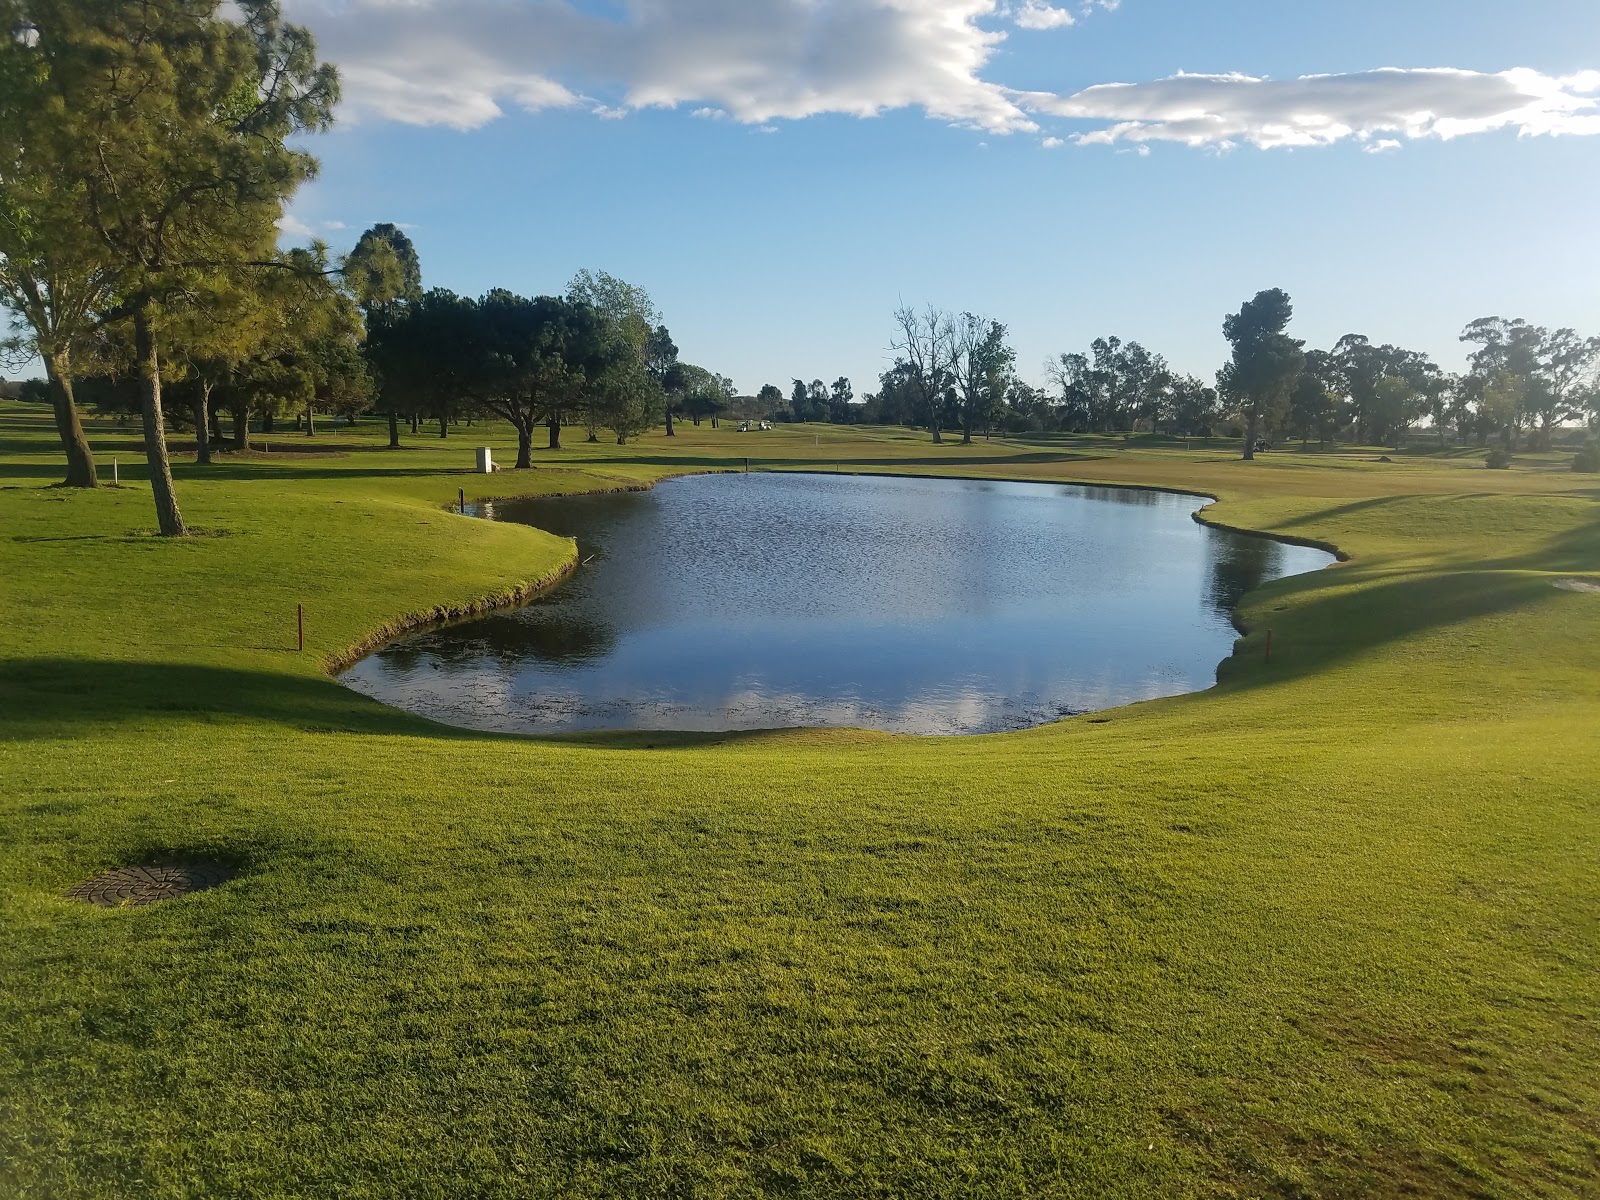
863;296;1600;460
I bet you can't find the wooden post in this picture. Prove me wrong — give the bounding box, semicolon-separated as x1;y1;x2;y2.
298;604;304;653
112;458;119;485
459;487;466;513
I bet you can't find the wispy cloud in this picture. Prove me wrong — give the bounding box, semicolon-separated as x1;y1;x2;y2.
1014;68;1600;150
275;213;355;243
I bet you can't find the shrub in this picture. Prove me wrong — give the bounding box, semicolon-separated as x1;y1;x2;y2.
1486;447;1513;470
1574;443;1600;473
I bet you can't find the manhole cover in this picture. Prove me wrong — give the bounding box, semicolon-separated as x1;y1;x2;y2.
66;862;234;907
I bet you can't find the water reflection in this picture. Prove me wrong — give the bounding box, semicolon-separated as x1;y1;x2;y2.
341;473;1332;735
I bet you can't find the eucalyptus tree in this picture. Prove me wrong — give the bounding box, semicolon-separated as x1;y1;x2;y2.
1458;318;1543;449
873;360;923;428
645;324;681;435
807;379;828;421
891;303;954;442
1288;357;1340;447
950;314;1013;444
1524;327;1599;449
1046;351;1094;431
756;383;785;417
789;379;811;422
566;270;664;440
1166;375;1221;439
679;366;732;428
14;0;337;534
1045;337;1170;433
1219;289;1305;460
346;222;422;448
1476;370;1525;448
829;377;854;424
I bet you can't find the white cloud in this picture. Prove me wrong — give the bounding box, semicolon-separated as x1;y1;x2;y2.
1014;1;1074;30
278;2;1600;156
1014;67;1600;150
275;213;315;239
286;0;1035;133
1041;135;1065;148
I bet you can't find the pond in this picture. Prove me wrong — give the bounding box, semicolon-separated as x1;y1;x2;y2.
339;472;1333;736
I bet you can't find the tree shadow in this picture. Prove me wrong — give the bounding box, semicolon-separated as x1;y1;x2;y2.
1217;565;1580;694
0;658;466;742
0;657;894;750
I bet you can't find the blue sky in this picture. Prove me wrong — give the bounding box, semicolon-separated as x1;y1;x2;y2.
277;0;1600;396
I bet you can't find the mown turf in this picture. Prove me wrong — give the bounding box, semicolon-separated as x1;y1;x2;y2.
1;403;1598;1198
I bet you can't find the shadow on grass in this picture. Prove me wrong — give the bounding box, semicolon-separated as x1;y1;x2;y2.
1216;566;1570;691
0;657;438;741
0;657;870;750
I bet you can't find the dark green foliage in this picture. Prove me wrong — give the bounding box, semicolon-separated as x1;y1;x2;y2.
1487;446;1513;469
1220;289;1306;460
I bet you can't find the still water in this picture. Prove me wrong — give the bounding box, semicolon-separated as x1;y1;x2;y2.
340;472;1332;735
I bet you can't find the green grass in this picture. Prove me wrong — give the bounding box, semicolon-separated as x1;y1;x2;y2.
2;402;1598;1198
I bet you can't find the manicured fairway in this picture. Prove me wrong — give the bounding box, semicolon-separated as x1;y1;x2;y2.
2;402;1598;1198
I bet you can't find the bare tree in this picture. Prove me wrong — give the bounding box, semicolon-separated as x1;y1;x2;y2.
891;303;954;443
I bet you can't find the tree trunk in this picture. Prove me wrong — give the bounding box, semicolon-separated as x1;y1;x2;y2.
232;406;251;450
961;403;973;445
516;422;533;470
305;403;315;437
209;406;222;447
263;410;275;433
1242;408;1258;460
438;413;447;438
665;407;674;436
410;412;420;434
45;353;98;487
133;307;187;537
388;409;400;449
547;416;561;450
193;382;212;465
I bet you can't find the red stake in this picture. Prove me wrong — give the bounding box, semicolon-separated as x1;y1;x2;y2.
298;603;304;653
1265;628;1273;664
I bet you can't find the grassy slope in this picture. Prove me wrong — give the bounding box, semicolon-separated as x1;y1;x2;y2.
2;403;1598;1199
